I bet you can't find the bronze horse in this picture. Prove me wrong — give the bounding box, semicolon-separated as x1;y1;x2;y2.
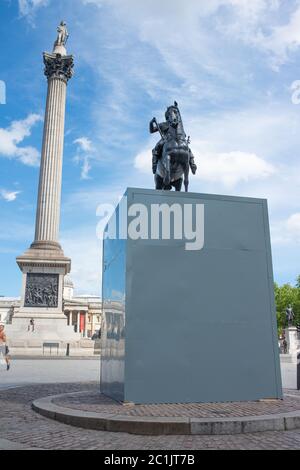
150;102;197;192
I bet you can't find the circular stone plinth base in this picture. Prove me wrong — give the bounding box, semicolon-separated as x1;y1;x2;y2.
32;391;300;436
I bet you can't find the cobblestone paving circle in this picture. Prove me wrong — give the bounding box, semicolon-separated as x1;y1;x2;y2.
1;383;300;450
53;391;300;418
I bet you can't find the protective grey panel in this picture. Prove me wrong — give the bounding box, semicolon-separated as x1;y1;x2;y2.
101;188;282;404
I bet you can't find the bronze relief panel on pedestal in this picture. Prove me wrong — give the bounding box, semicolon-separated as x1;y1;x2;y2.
24;273;59;308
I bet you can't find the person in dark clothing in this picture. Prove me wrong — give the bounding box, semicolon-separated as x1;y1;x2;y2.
28;318;35;332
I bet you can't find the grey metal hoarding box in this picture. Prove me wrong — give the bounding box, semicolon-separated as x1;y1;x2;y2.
100;188;282;404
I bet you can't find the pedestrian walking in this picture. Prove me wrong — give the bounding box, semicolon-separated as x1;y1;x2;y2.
0;325;11;371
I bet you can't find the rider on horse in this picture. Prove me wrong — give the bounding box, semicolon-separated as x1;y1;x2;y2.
149;102;197;191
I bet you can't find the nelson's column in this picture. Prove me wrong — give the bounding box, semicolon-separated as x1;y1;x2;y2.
7;22;84;354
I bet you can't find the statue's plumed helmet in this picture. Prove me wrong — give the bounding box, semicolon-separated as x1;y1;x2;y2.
165;101;179;119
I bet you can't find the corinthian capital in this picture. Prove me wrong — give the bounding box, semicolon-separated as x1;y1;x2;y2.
43;52;74;83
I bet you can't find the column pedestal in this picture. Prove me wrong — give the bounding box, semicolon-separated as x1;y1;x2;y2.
280;328;300;390
7;248;81;354
285;327;300;359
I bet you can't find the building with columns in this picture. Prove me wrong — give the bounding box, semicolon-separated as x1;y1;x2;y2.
63;277;102;338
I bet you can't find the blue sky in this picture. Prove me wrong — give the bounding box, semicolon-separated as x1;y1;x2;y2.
1;0;300;296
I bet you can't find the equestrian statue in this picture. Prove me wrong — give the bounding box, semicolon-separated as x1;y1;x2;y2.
150;101;197;192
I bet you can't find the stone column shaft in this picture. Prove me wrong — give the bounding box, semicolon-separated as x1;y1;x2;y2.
85;311;88;337
77;311;80;333
34;77;66;243
30;51;73;251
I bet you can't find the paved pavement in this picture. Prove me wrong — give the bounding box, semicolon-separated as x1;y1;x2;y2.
52;390;300;418
0;382;300;449
0;358;100;390
0;359;300;450
0;438;38;450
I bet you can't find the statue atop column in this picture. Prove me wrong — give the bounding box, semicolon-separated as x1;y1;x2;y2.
53;21;69;55
45;21;73;81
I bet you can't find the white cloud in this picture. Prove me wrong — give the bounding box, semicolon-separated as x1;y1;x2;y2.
272;213;300;245
74;137;94;152
73;136;95;179
134;146;275;188
196;150;276;187
18;0;49;19
217;0;280;38
81;156;91;180
181;102;300;175
0;190;21;202
286;213;300;240
79;0;285;85
212;1;300;69
257;5;300;69
0;114;42;166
